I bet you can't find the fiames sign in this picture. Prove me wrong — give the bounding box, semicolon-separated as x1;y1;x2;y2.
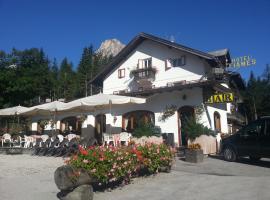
229;56;256;68
206;93;234;104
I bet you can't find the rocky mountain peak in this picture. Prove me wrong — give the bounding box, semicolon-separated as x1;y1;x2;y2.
97;39;125;57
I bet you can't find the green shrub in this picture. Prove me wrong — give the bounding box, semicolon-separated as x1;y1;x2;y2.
182;117;216;141
132;122;161;138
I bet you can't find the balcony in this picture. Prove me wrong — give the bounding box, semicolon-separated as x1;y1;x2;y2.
227;112;246;124
130;67;156;82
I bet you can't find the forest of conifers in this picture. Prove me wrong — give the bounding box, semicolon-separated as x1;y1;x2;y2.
0;46;112;108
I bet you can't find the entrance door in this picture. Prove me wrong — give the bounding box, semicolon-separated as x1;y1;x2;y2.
95;114;106;145
178;106;194;146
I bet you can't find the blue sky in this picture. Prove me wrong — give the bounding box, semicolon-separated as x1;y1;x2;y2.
0;0;269;80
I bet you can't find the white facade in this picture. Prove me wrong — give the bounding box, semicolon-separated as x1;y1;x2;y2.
100;38;229;146
103;40;210;94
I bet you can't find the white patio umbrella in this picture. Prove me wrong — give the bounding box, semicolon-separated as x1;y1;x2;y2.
0;106;29;116
59;93;146;136
60;93;146;112
21;101;66;116
0;106;29;134
20;101;67;134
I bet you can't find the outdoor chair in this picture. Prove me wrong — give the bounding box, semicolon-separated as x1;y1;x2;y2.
41;134;49;143
63;138;79;157
66;134;77;142
1;133;12;147
46;134;65;155
12;136;22;148
119;132;132;146
103;133;114;146
46;137;60;156
23;135;34;148
57;134;64;143
53;138;69;157
32;138;43;155
19;136;26;147
37;138;51;156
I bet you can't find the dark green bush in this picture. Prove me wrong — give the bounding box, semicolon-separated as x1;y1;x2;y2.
182;117;216;141
132;122;161;138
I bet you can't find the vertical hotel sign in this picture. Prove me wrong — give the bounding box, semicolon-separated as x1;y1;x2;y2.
206;93;234;104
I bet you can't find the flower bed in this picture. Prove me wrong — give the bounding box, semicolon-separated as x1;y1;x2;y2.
66;143;175;185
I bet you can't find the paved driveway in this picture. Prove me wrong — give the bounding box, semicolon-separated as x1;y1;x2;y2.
1;155;270;200
95;157;270;200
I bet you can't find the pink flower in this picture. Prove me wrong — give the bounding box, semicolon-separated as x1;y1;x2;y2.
91;168;96;173
83;159;89;164
113;163;117;168
99;157;104;161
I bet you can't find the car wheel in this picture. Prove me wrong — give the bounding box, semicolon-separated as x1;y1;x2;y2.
249;156;261;161
223;146;237;162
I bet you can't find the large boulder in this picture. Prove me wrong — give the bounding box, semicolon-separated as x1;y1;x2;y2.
59;184;93;200
54;165;94;191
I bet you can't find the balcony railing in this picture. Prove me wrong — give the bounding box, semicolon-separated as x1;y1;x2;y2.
130;67;156;81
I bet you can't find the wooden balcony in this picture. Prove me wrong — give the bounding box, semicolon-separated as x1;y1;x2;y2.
130;67;156;81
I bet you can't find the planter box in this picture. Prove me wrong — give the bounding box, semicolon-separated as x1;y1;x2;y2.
185;149;203;163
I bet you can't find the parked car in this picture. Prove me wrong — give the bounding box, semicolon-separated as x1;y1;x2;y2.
221;116;270;161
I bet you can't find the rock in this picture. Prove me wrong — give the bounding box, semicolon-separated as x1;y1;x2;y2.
54;166;94;191
96;39;125;57
60;185;93;200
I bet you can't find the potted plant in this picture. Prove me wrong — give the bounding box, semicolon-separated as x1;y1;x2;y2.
185;143;203;163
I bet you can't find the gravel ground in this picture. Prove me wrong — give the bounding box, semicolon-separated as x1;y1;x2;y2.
0;154;270;200
0;154;63;200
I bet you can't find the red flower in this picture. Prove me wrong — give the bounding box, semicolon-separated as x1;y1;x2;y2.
79;145;88;156
132;148;143;161
81;149;88;156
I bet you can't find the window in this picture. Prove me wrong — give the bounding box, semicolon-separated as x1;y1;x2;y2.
122;110;155;132
138;58;152;69
166;56;186;70
118;69;125;78
242;120;263;136
138;70;150;78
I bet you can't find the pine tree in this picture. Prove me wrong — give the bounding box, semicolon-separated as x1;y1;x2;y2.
59;58;76;101
50;58;59;101
77;46;94;97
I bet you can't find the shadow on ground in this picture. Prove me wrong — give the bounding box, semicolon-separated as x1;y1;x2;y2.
209;154;270;168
